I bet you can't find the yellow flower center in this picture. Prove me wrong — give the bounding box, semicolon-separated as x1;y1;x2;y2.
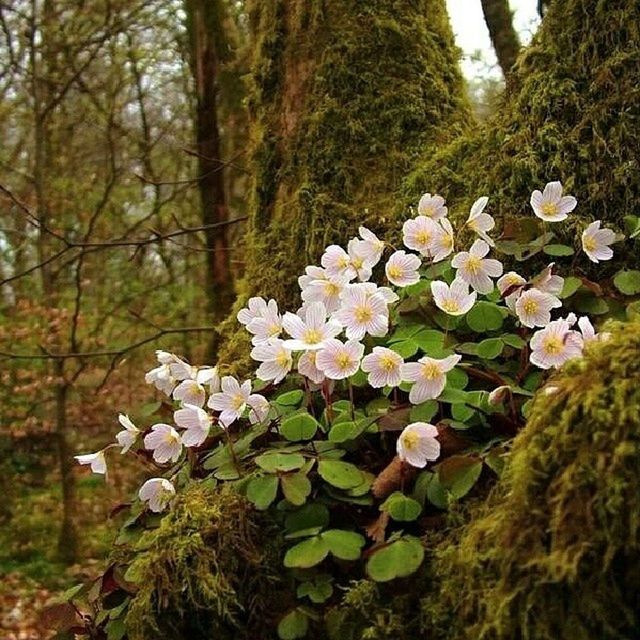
336;353;352;370
232;394;246;411
324;282;340;295
380;354;397;371
355;306;373;323
351;257;364;269
506;275;521;286
402;431;420;451
275;351;290;367
541;202;558;217
165;430;181;444
303;328;323;344
522;298;538;315
441;234;453;250
465;256;482;274
583;236;597;252
441;299;460;313
421;362;441;380
387;265;403;280
338;256;349;269
268;323;280;336
542;335;563;355
416;230;431;245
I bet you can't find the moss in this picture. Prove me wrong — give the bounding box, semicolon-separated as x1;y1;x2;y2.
406;0;640;265
429;319;640;640
218;0;471;370
124;484;285;640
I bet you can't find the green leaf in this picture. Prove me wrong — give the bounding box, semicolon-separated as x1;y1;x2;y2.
559;276;582;299
246;475;279;510
280;413;319;441
466;301;504;332
285;503;330;534
320;529;365;560
451;403;475;422
446;367;469;389
426;473;449;509
412;329;445;353
329;417;375;443
388;339;419;358
297;577;333;604
275;390;305;407
409;400;439;423
367;536;425;582
284;536;329;568
381;492;422;521
438;456;483;499
281;473;311;506
502;333;526;349
140;401;161;417
278;609;308;640
543;243;574;256
613;270;640;295
476;338;504;359
318;459;364;489
437;387;469;404
255;452;305;472
574;295;609;315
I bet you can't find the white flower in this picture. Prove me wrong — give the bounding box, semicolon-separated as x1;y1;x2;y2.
282;302;342;351
75;450;107;474
361;347;404;388
385;250;421;287
451;239;503;294
301;273;349;314
333;284;389;340
402;215;440;256
173;379;207;407
297;350;326;385
168;357;197;381
250;338;293;384
115;414;139;454
402;354;461;404
316;339;364;380
430;218;455;262
466;196;495;245
358;226;385;264
488;385;511;406
145;363;175;396
375;285;400;304
581;220;615;263
174;404;213;447
533;263;564;297
397;422;440;468
298;265;327;291
497;271;527;310
530;318;584;369
208;376;269;427
245;300;282;345
418;193;447;219
321;240;375;282
431;278;477;316
530;181;577;222
577;316;610;343
138;478;175;513
197;366;221;393
144;424;183;464
514;288;561;328
237;296;269;326
155;350;180;365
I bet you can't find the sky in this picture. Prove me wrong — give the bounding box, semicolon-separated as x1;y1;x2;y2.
446;0;541;78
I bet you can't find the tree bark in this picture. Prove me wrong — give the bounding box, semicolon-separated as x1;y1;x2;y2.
218;0;471;367
480;0;520;76
184;0;234;336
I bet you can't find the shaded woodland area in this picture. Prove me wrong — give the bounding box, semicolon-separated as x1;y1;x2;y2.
0;0;639;638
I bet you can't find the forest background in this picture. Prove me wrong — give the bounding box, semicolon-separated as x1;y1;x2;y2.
0;0;634;637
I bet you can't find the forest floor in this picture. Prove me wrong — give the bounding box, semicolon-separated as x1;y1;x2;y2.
0;469;137;639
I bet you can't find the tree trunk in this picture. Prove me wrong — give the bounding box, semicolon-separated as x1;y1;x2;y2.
218;0;471;366
480;0;520;76
30;0;79;563
407;0;640;265
184;0;234;338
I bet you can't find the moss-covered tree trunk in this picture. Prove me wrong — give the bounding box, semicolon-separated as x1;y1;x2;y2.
218;0;470;364
406;0;640;240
